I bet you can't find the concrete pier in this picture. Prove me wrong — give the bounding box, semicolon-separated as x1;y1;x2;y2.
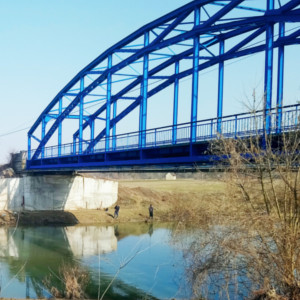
0;175;118;211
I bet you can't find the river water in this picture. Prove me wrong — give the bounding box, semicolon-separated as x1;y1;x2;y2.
0;223;251;299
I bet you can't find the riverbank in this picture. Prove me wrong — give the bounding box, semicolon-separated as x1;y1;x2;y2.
0;179;233;226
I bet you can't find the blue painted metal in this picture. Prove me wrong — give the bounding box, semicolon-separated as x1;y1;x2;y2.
41;117;46;158
217;39;224;134
58;97;62;156
90;120;94;141
139;32;149;148
26;0;300;170
112;100;117;150
172;61;179;145
27;134;31;160
106;55;112;151
27;104;300;169
264;0;275;134
79;78;85;154
276;22;285;133
191;7;200;144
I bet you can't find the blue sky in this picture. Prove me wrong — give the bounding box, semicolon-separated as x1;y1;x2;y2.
0;0;299;164
0;0;189;163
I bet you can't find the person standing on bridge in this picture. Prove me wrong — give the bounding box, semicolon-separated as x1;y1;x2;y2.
149;204;153;219
114;205;120;219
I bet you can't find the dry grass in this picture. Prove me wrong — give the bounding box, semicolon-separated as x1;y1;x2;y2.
65;178;249;225
44;265;89;299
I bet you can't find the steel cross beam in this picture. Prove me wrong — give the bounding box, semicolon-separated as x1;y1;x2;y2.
27;0;300;163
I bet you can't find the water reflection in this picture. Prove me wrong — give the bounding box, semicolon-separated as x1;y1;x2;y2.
0;224;189;299
65;226;117;256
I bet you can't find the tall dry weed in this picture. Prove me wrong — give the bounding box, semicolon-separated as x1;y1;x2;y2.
44;265;89;299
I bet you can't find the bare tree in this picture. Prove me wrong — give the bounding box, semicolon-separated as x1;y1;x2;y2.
209;121;300;297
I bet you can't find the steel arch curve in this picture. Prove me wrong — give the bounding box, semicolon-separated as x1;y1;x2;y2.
28;0;300;162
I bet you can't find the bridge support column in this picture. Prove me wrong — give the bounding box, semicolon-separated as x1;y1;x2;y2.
264;0;274;135
58;97;62;156
276;22;285;133
139;32;149;148
190;8;200;145
172;61;179;144
79;78;84;154
217;40;224;135
106;55;113;152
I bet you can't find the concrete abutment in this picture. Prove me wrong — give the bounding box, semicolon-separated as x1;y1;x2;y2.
0;175;118;211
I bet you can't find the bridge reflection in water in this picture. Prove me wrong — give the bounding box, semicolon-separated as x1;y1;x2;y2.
0;224;191;300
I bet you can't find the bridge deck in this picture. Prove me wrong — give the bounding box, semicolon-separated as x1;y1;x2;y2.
27;104;300;170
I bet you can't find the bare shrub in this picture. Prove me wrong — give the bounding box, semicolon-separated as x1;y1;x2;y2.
44;265;89;299
208;127;300;298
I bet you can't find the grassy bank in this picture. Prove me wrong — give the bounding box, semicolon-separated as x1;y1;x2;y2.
0;179;231;226
72;179;231;224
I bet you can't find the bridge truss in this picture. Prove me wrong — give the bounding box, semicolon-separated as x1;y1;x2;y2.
27;0;300;170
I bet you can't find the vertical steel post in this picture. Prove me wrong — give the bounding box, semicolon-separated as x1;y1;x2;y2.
172;61;179;144
217;40;224;134
191;8;200;144
41;117;46;158
58;97;62;156
79;77;84;154
234;115;238;139
264;0;274;134
106;55;112;151
112;101;117;150
27;135;31;160
139;32;149;148
90;120;94;141
73;137;77;154
276;22;285;133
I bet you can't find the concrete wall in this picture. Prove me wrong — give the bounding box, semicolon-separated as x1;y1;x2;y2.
11;151;27;173
0;175;118;211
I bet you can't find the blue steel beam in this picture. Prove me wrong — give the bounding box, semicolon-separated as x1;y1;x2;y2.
79;78;84;154
41;117;46;158
28;0;300;161
276;22;285;133
85;33;300;154
217;39;224;134
58;97;62;156
105;55;112;151
73;23;263;144
73;17;300;152
28;0;212;135
139;32;149;148
172;61;179;144
264;0;274;134
30;3;300;144
191;7;200;144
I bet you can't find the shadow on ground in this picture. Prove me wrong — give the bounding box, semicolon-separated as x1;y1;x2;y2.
17;210;79;226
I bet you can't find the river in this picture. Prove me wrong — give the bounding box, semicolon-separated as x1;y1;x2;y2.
0;223;251;299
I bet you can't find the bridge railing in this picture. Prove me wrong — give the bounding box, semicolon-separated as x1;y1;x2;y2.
31;104;300;160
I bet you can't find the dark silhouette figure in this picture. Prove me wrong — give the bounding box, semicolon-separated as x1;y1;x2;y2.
149;204;153;219
114;205;120;218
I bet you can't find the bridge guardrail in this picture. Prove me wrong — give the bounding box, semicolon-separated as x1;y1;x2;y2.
29;104;300;160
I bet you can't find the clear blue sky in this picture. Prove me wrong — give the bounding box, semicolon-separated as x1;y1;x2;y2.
0;0;189;163
0;0;299;164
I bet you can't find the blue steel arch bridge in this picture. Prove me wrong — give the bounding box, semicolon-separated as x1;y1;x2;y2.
27;0;300;170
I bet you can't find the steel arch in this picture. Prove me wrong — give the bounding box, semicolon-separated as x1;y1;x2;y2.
28;0;300;163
